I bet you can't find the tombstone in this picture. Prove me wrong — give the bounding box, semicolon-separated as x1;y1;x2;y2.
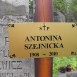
0;0;35;77
0;0;29;22
54;9;65;22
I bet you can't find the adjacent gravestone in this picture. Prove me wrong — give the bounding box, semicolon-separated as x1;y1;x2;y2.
0;0;35;77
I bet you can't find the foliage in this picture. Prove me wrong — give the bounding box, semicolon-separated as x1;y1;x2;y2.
53;56;77;77
29;0;33;9
54;0;77;21
70;0;77;12
54;0;67;14
69;0;77;21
